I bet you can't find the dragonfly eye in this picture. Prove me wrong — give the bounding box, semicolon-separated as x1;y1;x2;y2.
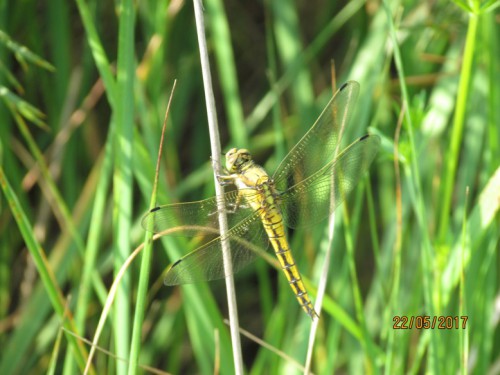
225;148;252;172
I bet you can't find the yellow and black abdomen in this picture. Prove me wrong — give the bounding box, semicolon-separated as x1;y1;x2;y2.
236;164;317;319
258;184;318;319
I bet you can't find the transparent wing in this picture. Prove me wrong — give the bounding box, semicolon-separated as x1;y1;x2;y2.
141;189;257;236
279;134;380;228
273;81;360;192
163;211;270;284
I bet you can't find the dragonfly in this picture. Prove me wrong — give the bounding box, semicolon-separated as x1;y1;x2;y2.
142;81;380;319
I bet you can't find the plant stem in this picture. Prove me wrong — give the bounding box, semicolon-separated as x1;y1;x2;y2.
193;1;244;374
438;13;478;241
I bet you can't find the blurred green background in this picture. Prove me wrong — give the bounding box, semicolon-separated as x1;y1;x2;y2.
0;0;499;374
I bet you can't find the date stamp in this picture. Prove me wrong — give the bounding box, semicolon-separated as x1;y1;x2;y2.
393;315;468;329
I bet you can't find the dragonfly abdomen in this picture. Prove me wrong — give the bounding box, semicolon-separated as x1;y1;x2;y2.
234;159;318;318
260;205;318;319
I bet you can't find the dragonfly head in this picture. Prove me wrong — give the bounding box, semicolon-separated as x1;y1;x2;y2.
225;148;253;172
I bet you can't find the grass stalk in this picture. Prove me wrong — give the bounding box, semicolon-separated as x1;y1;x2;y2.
246;0;365;130
459;187;469;375
0;166;91;373
83;239;150;374
128;81;177;374
74;0;117;106
384;104;405;374
112;0;136;373
67;140;112;374
437;12;478;241
205;0;247;146
383;1;438;371
192;0;244;373
2;1;499;373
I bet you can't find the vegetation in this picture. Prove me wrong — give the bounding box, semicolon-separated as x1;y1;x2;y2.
0;0;499;374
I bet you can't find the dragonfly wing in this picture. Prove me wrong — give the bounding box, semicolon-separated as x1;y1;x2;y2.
164;211;270;284
279;134;380;228
273;81;360;192
141;189;255;236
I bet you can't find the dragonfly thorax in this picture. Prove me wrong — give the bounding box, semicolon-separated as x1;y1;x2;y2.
225;148;255;173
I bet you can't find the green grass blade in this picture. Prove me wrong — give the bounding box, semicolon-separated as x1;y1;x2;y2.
0;167;91;373
206;0;247;147
75;0;117;107
112;0;136;373
437;13;478;241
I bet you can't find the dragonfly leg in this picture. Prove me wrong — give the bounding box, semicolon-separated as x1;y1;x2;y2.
216;173;236;186
226;192;243;213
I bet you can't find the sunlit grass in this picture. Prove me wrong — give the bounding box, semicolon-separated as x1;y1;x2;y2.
1;1;499;374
